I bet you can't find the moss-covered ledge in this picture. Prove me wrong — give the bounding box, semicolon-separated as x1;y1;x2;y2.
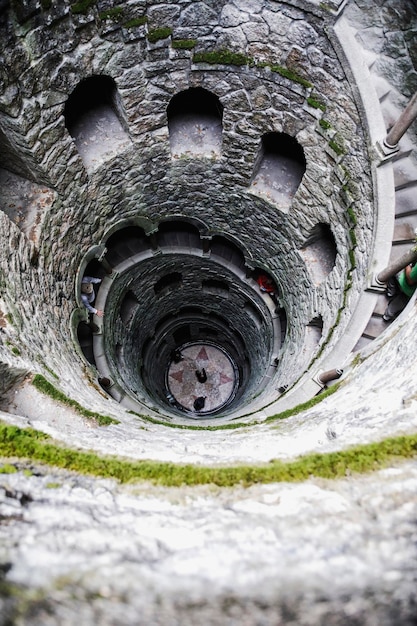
32;375;119;426
1;423;416;487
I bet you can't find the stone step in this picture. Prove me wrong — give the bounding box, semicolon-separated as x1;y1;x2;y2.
393;215;417;243
373;294;389;316
388;241;413;264
394;186;417;217
361;314;388;339
348;19;417;349
393;157;417;189
353;334;374;352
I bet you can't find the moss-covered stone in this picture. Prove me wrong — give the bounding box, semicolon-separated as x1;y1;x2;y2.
31;375;119;426
70;0;96;15
1;422;417;487
147;27;173;43
123;16;147;29
172;39;197;50
193;49;251;66
99;7;124;21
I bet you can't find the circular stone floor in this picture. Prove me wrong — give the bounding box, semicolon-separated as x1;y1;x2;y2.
167;343;237;415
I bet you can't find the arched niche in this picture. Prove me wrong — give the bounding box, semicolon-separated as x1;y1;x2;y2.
83;259;106;282
299;223;337;286
156;219;202;249
202;278;230;297
103;226;151;267
167;87;223;158
64;75;131;171
209;236;246;271
120;290;139;325
154;272;182;296
77;321;95;365
0;167;54;242
301;316;323;366
251;132;306;211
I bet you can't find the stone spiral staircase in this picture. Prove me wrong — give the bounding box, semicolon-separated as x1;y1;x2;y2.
72;3;417;413
337;9;417;352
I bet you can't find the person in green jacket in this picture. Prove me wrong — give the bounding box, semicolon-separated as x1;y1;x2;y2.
383;262;417;322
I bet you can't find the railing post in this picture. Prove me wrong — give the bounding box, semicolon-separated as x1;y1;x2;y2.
376;248;417;285
376;91;417;159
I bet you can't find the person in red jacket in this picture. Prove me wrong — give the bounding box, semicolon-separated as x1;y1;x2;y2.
256;274;279;307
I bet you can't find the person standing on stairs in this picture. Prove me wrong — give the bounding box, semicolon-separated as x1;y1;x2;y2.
81;276;104;317
383;262;417;322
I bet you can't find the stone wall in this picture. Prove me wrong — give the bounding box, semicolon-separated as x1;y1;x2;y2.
0;0;374;414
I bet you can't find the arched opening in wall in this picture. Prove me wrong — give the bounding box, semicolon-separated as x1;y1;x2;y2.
299;223;337;286
172;325;192;345
210;236;246;272
64;75;131;172
83;259;106;282
301;315;323;365
154;272;182;296
156;219;202;250
0;127;35;181
167;87;223;159
0;169;55;241
77;321;95;365
120;290;139;325
250;132;306;211
0;128;55;241
202;279;230;297
104;226;150;268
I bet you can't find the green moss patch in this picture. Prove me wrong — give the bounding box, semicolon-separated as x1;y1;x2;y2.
31;375;119;426
99;7;124;21
70;0;96;15
347;206;358;226
128;411;253;430
266;384;341;424
123;16;147;28
192;51;312;88
349;248;357;270
0;463;18;474
307;95;326;111
147;27;173;43
172;39;197;50
193;49;251;66
319;118;332;130
329;139;344;156
1;423;417;487
349;228;357;248
268;64;312;88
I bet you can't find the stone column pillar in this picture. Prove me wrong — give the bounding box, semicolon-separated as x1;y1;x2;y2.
97;249;113;275
148;232;159;251
201;236;211;254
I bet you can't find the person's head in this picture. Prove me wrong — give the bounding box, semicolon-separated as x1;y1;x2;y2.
81;282;93;294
